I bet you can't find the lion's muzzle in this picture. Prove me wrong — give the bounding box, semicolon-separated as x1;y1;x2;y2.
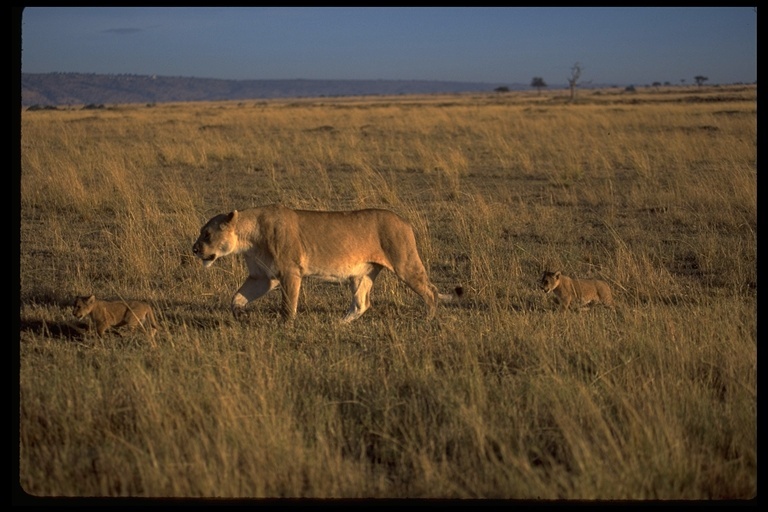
192;243;217;267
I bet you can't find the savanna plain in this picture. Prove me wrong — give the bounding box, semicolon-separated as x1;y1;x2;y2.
18;86;756;499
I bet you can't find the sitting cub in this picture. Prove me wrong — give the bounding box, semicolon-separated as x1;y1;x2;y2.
72;295;159;337
539;271;615;311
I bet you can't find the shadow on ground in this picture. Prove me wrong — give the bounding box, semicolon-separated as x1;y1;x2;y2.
20;318;89;341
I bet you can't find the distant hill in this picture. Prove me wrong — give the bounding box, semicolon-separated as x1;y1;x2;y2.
21;72;531;107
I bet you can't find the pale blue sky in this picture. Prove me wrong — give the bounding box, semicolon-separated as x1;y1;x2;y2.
20;7;757;86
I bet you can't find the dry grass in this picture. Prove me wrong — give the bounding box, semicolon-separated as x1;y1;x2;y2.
18;85;756;499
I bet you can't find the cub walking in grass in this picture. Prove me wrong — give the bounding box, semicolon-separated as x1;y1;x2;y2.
72;295;159;338
539;271;615;311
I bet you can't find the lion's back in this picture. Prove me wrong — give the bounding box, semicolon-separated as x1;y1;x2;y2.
295;208;416;255
125;300;154;316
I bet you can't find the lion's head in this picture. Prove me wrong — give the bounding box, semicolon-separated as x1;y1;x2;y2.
192;211;240;267
72;295;96;319
539;271;561;294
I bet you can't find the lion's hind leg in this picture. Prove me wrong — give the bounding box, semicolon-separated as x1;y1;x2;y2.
385;245;438;319
146;308;160;337
402;274;439;320
123;306;153;338
600;287;616;311
136;309;159;339
343;265;382;323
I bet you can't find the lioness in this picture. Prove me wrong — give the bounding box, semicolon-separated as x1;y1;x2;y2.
72;295;159;337
539;271;615;311
192;204;456;322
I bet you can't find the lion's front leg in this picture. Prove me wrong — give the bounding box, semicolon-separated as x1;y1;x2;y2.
232;275;280;319
279;273;302;321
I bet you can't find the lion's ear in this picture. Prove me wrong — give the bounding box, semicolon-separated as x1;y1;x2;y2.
554;271;561;279
87;295;96;303
221;210;239;230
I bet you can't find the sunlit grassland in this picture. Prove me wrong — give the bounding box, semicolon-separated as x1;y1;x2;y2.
19;85;756;499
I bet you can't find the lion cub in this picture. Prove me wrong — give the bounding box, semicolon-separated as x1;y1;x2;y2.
539;271;615;311
72;295;159;337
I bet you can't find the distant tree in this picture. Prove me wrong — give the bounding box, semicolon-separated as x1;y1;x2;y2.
694;75;709;86
652;81;661;88
26;104;58;111
567;62;583;100
680;78;686;85
530;76;547;95
494;86;510;93
625;85;636;93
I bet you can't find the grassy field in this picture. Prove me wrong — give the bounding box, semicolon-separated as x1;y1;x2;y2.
18;85;756;499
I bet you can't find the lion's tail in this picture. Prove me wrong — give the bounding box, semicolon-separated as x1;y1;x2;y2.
437;286;464;303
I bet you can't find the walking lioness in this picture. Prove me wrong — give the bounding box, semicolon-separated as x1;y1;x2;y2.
72;295;159;337
192;204;456;322
539;271;615;311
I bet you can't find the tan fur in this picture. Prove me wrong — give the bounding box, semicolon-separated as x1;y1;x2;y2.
539;271;615;311
192;204;457;322
72;295;159;337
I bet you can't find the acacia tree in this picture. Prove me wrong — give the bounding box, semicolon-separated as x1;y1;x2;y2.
568;62;583;100
530;76;547;95
694;75;709;86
